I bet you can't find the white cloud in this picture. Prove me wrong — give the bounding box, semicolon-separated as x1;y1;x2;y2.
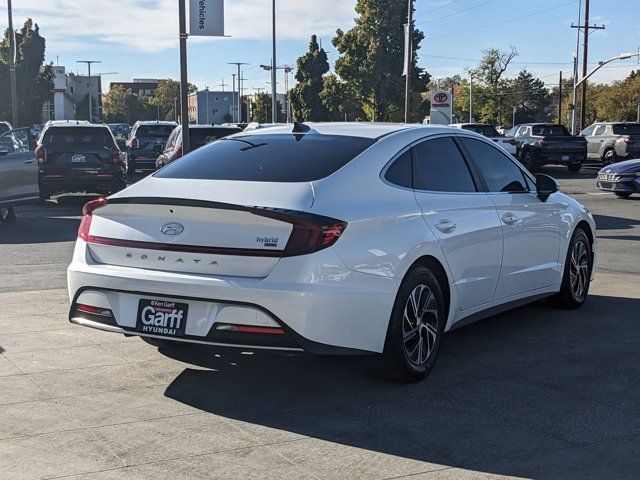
13;0;357;53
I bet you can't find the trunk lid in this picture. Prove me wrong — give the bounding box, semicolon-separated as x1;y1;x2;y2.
86;177;315;278
540;136;587;153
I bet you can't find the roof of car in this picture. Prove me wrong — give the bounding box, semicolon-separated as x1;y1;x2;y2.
235;122;452;140
44;120;107;128
134;121;177;126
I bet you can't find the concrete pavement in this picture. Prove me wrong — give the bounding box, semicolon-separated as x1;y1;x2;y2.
1;164;639;479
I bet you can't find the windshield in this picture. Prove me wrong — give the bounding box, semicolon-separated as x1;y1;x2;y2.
462;125;500;137
136;125;176;137
532;125;570;137
155;134;376;182
613;124;640;135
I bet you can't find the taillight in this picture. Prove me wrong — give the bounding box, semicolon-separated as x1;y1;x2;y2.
624;136;634;145
111;149;124;165
78;197;108;241
251;208;347;257
35;146;45;165
173;145;183;159
540;139;549;146
131;138;138;149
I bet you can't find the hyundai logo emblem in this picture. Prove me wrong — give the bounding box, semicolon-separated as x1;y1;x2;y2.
160;222;184;236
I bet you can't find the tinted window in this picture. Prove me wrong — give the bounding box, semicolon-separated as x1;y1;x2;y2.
463;125;500;137
384;150;412;188
155;134;375;182
42;127;113;146
412;137;476;192
593;125;606;136
0;123;11;135
613;124;640;135
136;125;176;137
532;125;570;137
189;127;241;149
460;138;528;193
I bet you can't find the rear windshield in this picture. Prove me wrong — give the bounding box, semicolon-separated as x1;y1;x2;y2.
532;125;570;137
155;134;376;182
613;124;640;135
42;127;114;146
136;125;176;137
463;125;499;137
189;128;241;149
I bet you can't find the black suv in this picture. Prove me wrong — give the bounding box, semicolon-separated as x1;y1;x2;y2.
581;122;640;166
36;121;126;202
126;121;177;173
513;123;587;172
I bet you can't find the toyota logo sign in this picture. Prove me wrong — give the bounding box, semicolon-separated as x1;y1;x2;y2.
434;92;448;103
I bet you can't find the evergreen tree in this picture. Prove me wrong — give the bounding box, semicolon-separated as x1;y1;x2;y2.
290;35;330;121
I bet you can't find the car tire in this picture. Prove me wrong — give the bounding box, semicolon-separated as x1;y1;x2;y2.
127;160;136;175
614;192;633;199
567;162;582;173
551;227;592;309
0;206;16;222
141;336;183;349
38;190;50;205
602;149;617;166
521;150;538;173
373;265;446;383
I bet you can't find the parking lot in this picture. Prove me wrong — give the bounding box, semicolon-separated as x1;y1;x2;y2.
1;163;640;479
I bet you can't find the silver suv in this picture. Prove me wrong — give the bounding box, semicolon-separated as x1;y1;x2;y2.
581;122;640;166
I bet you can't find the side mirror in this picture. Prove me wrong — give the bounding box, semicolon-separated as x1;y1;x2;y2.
0;147;9;156
536;173;559;202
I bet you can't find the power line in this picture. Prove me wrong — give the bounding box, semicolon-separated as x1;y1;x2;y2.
427;0;578;40
413;0;463;20
416;0;496;26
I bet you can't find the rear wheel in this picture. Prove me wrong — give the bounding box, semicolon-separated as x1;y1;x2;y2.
551;228;592;309
374;266;446;383
521;150;538;172
615;192;633;199
602;149;617;166
38;190;50;205
567;162;582;173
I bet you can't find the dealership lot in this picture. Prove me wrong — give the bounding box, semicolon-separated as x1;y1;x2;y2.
1;164;640;479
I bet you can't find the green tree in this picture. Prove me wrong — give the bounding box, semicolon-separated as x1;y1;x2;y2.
0;19;53;126
290;35;330;121
472;47;518;125
154;79;197;121
251;93;284;123
510;69;551;124
332;0;430;122
320;74;365;121
102;85;130;123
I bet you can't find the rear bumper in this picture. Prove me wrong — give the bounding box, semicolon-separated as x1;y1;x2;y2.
538;152;586;165
129;155;160;167
67;239;398;354
39;175;125;194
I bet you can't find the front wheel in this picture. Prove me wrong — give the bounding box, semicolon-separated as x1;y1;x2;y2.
615;192;633;199
567;162;582;173
373;266;446;383
602;149;617;166
551;228;592;309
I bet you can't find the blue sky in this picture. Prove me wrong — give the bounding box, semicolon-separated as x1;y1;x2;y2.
9;0;640;93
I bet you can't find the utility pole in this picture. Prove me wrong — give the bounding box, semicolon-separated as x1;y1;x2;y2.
231;74;237;122
571;51;579;134
283;66;292;123
637;97;640;123
219;78;227;91
558;71;563;123
271;0;277;123
7;0;18;126
178;0;190;154
77;60;101;123
228;62;249;124
403;0;414;123
239;76;248;122
572;0;605;132
469;72;473;123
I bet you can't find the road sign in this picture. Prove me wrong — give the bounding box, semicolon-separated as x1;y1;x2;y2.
429;90;452;125
189;0;225;37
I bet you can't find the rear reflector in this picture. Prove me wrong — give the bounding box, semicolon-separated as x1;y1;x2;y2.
214;323;285;335
76;303;113;317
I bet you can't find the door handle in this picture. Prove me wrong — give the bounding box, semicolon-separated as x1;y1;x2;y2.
502;213;519;225
23;159;35;164
435;220;456;234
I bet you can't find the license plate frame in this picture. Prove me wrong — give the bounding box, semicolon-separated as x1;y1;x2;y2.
136;298;188;338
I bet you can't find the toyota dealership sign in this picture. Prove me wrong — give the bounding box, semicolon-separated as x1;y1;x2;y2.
429;90;452;125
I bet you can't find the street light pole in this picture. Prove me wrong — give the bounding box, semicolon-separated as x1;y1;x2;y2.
574;52;640;90
403;0;414;123
77;60;101;123
178;0;190;154
7;0;18;126
271;0;277;123
469;72;473;123
228;62;249;123
571;51;579;134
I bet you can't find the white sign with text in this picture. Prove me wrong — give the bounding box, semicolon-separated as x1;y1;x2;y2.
189;0;225;37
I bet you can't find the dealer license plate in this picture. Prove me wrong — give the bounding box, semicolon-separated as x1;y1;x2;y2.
136;298;188;338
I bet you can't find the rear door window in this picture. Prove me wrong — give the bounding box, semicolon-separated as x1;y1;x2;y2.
412;137;476;192
384;149;412;188
613;124;640;135
155;134;375;182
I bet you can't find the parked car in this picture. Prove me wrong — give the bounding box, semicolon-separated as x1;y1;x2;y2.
126;121;177;173
37;121;126;202
513;123;587;172
596;158;640;198
0;121;14;136
243;122;287;132
67;123;595;383
0;128;38;219
581;122;640;166
156;124;242;169
449;123;517;155
107;123;131;139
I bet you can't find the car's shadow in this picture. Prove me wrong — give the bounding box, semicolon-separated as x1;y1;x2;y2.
593;213;640;231
163;294;640;477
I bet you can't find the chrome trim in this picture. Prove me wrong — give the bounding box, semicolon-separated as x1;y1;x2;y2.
69;317;305;352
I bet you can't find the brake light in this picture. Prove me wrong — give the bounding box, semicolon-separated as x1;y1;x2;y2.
540;139;549;146
624;136;634;145
131;138;138;149
35;146;45;165
251;208;348;257
173;145;183;159
111;149;124;165
78;197;108;241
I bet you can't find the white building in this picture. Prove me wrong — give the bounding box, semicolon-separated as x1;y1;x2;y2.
41;66;102;122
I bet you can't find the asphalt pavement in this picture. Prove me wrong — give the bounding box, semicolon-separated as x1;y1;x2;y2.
1;164;640;479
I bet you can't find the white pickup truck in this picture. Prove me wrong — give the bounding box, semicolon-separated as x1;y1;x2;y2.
449;123;517;156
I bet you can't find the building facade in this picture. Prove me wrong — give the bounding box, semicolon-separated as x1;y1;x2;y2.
42;66;102;122
109;79;160;97
188;90;238;124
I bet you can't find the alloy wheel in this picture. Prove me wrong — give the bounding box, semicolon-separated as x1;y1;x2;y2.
402;284;439;366
603;150;616;166
569;239;589;299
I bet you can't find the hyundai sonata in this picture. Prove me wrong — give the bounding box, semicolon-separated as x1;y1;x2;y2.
68;123;596;382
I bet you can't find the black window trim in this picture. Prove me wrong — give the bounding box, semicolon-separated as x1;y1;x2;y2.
379;146;414;191
456;134;536;194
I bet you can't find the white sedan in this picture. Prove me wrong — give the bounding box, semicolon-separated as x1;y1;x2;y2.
67;123;596;382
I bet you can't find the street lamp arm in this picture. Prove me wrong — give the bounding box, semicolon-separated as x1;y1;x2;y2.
575;52;640;89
